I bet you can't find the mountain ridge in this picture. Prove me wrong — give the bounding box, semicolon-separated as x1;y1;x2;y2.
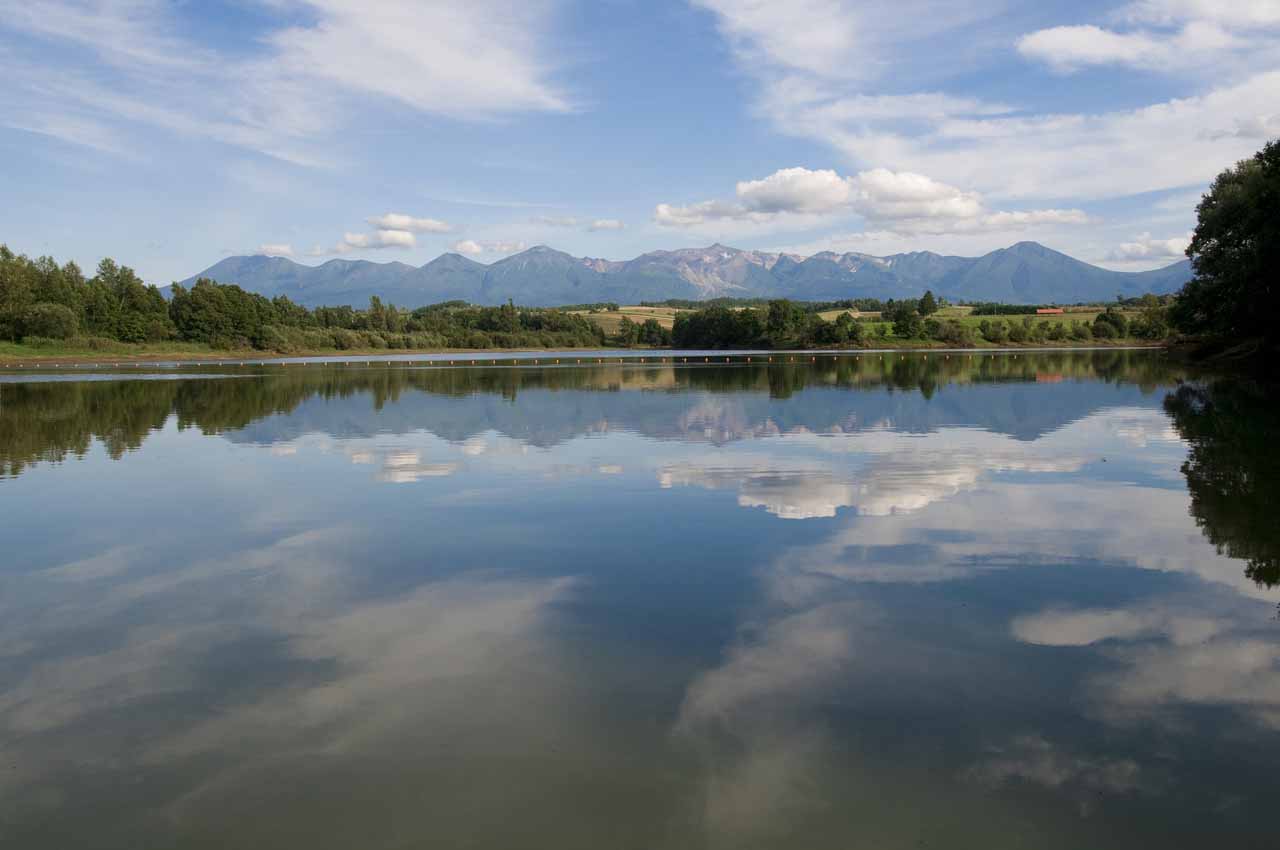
178;241;1192;308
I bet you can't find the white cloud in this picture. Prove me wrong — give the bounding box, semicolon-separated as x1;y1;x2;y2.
655;166;1087;236
344;229;415;250
693;0;1280;220
587;218;625;231
534;215;581;227
691;0;999;82
267;0;569;117
736;167;854;213
313;229;415;255
366;213;453;233
1108;232;1190;262
452;239;528;257
1016;22;1241;73
0;0;570;166
1017;25;1169;72
1122;0;1280;28
256;243;294;257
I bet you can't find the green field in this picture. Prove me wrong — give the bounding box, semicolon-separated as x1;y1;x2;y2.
570;305;684;334
578;303;1145;343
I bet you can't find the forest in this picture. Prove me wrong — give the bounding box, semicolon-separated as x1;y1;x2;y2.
0;247;604;352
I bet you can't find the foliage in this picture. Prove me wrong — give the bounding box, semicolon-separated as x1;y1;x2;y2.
21;302;79;339
918;290;938;316
0;246;607;353
1093;306;1129;339
1172;139;1279;343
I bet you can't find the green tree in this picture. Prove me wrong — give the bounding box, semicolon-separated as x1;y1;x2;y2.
638;318;670;346
765;299;808;346
1171;139;1279;342
919;290;939;315
615;316;639;346
890;301;924;338
0;245;36;340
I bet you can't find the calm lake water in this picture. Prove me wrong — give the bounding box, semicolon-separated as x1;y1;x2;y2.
1;350;1277;849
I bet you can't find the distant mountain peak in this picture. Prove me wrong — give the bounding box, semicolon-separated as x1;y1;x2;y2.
180;241;1191;308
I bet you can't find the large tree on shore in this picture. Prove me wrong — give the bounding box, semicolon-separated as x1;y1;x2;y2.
1171;140;1279;343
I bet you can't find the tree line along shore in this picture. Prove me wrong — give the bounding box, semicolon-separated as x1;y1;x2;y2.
0;251;1178;363
2;139;1273;363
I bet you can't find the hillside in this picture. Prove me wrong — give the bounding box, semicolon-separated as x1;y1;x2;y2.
179;242;1192;308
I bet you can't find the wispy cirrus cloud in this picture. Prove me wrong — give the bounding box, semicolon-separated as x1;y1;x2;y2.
692;0;1280;210
0;0;572;166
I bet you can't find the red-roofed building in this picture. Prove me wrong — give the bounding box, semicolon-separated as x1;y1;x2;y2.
1036;308;1065;315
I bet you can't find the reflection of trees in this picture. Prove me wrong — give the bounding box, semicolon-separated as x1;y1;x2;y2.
1;351;1185;478
0;381;176;476
1164;379;1280;588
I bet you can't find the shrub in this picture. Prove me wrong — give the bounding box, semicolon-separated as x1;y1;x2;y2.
1093;307;1128;338
979;319;1007;343
929;319;974;346
21;302;78;339
330;328;363;350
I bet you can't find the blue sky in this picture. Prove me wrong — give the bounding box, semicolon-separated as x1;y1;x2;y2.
1;0;1277;282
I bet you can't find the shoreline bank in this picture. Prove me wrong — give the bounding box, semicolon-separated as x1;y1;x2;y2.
0;341;1166;368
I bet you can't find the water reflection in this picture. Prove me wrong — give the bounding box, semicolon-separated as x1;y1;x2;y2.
2;349;1179;478
1164;378;1280;588
1;351;1277;848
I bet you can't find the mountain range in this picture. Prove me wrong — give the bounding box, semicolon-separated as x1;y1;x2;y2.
179;241;1192;308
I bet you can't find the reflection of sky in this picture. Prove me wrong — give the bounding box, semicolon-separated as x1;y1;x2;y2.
1;367;1277;848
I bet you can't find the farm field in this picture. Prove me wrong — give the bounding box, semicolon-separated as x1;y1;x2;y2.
581;303;1142;339
570;305;684;334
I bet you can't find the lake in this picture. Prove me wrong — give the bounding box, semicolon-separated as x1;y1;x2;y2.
1;350;1277;848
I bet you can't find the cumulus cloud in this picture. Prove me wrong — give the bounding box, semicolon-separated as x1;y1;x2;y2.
737;167;855;213
1108;232;1190;262
655;166;1088;236
309;228;415;256
1017;21;1240;73
452;239;528;257
587;218;625;231
533;215;580;227
338;229;415;252
366;213;453;233
256;243;294;257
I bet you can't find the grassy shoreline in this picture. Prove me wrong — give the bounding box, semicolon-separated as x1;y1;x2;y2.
1;338;1165;366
